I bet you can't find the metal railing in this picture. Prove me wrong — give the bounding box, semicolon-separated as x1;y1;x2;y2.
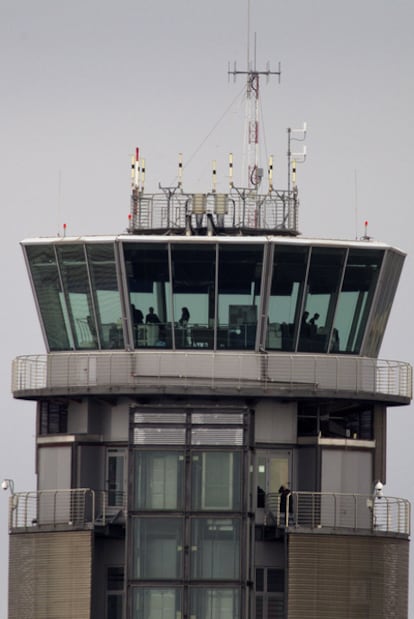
265;491;411;536
8;489;127;531
129;189;299;234
11;352;412;402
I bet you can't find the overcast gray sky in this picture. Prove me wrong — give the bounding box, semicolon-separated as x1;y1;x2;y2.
1;0;414;616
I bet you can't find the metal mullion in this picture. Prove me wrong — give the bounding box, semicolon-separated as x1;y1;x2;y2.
213;242;219;350
168;242;176;349
83;243;102;349
359;248;387;355
257;241;274;350
54;244;78;349
115;239;134;350
326;247;349;354
293;245;312;352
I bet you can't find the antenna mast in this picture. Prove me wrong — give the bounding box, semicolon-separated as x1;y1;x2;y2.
229;26;281;189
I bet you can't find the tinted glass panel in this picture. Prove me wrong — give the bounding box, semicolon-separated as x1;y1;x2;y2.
25;245;71;351
56;244;97;350
256;568;265;592
107;595;123;619
268;245;308;351
191;452;241;510
132;589;182;619
190;588;240;619
123;243;172;349
298;247;346;353
171;243;216;349
332;249;383;353
86;244;124;349
267;569;284;593
133;518;183;579
297;403;373;440
218;244;263;350
134;451;184;510
191;519;240;579
107;566;124;590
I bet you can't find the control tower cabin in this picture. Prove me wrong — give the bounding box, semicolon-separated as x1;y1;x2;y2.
6;70;413;618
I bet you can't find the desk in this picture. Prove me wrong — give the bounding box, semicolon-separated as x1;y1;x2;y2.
191;327;213;349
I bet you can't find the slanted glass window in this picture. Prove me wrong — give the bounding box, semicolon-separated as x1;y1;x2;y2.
190;588;240;619
133;518;183;579
268;245;308;351
25;245;72;351
298;247;346;353
218;244;263;350
123;243;172;349
56;244;97;350
86;244;124;349
191;452;241;511
171;243;216;349
134;451;184;510
132;588;182;619
332;249;383;353
191;519;240;579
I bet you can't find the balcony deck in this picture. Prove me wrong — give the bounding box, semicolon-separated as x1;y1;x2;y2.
265;491;410;537
12;351;412;404
7;489;125;533
7;489;410;538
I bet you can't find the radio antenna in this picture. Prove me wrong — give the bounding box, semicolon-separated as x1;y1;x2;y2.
229;21;281;189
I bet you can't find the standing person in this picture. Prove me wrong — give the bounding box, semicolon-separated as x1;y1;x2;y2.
278;485;293;526
146;307;160;324
131;304;143;324
179;307;190;326
309;312;320;336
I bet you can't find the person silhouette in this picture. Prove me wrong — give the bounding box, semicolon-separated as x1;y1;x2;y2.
131;304;143;325
179;307;190;326
146;307;160;324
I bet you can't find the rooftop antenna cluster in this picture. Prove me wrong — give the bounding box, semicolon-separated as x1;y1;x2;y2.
228;35;281;190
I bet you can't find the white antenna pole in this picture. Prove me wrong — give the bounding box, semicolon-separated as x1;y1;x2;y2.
141;158;146;192
268;155;273;192
57;169;62;236
212;160;217;193
229;153;234;188
178;153;183;189
288;123;307;192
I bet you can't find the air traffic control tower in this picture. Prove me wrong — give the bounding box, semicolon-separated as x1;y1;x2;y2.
7;145;412;619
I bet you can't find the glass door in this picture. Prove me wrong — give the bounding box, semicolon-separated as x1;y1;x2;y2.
256;450;293;510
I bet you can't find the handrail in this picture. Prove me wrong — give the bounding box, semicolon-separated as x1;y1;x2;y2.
265;491;411;536
8;488;127;531
9;488;410;537
128;188;299;234
11;352;412;401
